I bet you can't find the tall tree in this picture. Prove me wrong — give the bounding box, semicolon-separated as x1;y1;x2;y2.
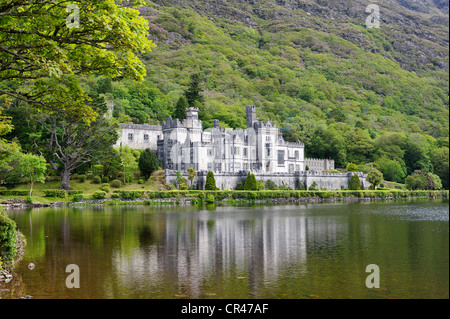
205;170;216;190
184;73;204;107
174;96;188;121
0;0;155;121
138;149;158;179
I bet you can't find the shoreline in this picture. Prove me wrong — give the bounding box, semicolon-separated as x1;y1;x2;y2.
1;191;448;209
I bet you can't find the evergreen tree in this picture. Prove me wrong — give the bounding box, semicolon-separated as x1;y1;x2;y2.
349;174;361;190
174;96;188;121
185;73;204;107
205;170;217;190
138;149;158;180
244;171;257;190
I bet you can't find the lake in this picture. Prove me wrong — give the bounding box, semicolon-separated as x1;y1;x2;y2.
3;200;449;299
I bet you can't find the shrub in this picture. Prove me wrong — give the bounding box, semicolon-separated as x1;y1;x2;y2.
92;191;106;200
236;182;244;190
349;174;361;190
43;190;66;198
308;181;319;191
0;190;29;196
346;163;358;172
25;196;33;204
205;194;215;203
92;176;102;184
138;179;144;184
0;186;7;191
111;179;122;188
102;176;110;183
244;172;257;190
77;175;86;183
111;193;120;199
121;191;143;200
265;180;278;190
68;190;83;195
92;164;104;177
100;184;110;193
71;194;84;202
0;209;18;268
205;171;216;190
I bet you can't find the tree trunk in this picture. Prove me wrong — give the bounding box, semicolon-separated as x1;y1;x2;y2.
60;168;72;190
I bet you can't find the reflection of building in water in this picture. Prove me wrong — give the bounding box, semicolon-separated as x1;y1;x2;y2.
112;207;345;297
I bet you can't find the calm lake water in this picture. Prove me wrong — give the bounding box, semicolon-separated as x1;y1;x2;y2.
3;200;449;299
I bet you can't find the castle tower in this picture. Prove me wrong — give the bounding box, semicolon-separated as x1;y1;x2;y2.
246;105;258;129
185;107;201;129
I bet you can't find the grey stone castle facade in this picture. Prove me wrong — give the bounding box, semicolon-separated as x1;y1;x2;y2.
115;105;369;190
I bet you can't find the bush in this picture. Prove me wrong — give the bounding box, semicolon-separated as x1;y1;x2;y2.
205;171;216;190
78;175;87;183
111;193;120;198
0;209;18;268
205;194;215;203
92;176;102;184
0;190;29;196
102;176;110;183
111;179;122;188
120;191;143;200
346;163;359;172
68;190;83;195
244;172;257;190
43;190;66;198
265;180;278;190
92;191;107;200
138;179;144;184
25;196;33;204
100;184;110;193
236;182;244;190
349;174;361;190
71;194;84;202
308;181;319;191
0;186;7;191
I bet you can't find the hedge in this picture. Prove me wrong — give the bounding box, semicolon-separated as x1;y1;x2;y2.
0;190;29;196
43;190;66;198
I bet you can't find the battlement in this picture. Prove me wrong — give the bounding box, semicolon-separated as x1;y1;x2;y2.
120;123;162;131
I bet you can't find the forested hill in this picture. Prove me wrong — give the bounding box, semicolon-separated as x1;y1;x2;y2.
124;0;449;140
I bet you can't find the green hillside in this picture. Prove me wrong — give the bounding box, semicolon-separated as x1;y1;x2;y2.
2;0;449;189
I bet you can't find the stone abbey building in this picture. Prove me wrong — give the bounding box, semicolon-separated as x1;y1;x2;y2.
115;106;368;190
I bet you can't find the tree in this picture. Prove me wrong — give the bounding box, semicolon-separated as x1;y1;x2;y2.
349;174;361;190
174;96;188;121
405;170;441;190
15;153;47;196
0;0;155;122
184;73;204;107
187;166;197;189
175;170;183;189
138;149;158;179
346;162;358;172
376;158;407;183
120;146;139;184
265;180;278;190
205;171;216;190
367;169;383;189
431;147;449;189
244;171;257;190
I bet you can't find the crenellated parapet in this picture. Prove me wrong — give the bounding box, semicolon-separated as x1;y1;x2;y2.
120;123;162;131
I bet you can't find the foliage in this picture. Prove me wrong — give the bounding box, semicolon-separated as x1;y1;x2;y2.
43;190;66;198
174;96;188;121
187;166;197;189
0;0;155;121
346;163;359;172
92;191;107;200
236;182;244;190
367;169;384;189
243;172;257;190
92;176;102;184
205;171;217;190
405;170;443;190
0;208;18;268
138;149;159;179
265;180;278;190
349;174;361;190
308;181;319;191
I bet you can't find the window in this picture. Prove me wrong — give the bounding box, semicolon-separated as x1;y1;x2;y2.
243;148;248;157
278;150;285;165
266;148;270;157
208;149;213;157
295;150;299;159
207;163;213;170
266;136;271;142
128;133;133;141
144;134;149;142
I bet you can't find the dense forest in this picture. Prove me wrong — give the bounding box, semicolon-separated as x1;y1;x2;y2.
0;0;448;190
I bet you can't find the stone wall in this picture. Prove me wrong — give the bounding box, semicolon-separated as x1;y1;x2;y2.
115;123;162;152
165;170;369;191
